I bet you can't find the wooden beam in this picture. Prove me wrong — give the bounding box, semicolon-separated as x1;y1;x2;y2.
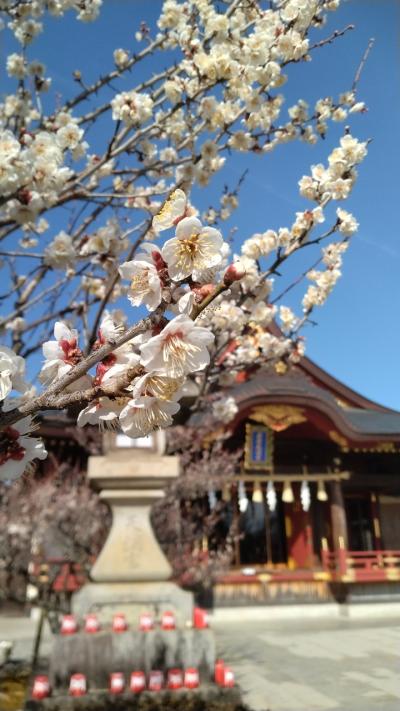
236;472;350;482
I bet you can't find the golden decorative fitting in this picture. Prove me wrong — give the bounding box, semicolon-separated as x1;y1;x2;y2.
274;361;288;375
252;481;263;503
366;442;397;453
321;537;329;551
258;573;271;583
335;397;352;410
329;430;349;452
317;480;328;501
282;480;294;504
329;430;398;454
373;517;381;539
250;404;306;432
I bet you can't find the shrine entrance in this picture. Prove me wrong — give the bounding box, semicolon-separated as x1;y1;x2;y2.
238;487;287;567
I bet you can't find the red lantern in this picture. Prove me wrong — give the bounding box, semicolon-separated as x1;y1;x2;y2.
148;670;164;691
161;610;176;630
130;671;146;693
193;607;209;629
32;676;51;700
184;667;199;689
222;667;235;688
112;613;128;633
60;614;78;635
167;668;183;690
109;672;125;694
69;674;87;696
139;612;154;631
214;659;225;685
84;613;100;633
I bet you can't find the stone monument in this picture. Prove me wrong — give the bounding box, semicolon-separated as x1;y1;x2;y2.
73;433;193;623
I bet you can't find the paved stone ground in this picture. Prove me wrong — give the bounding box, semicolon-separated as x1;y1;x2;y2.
213;617;400;711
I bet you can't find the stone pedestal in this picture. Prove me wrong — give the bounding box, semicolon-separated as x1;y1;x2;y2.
49;629;215;689
73;452;193;623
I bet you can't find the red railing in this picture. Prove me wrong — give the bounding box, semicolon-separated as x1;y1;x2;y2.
322;549;400;581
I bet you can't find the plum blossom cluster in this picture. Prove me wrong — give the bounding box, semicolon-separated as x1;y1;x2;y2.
0;346;46;481
0;119;86;225
0;0;361;299
2;1;102;46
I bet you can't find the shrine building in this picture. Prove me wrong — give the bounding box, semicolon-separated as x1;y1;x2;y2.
196;357;400;606
27;356;400;610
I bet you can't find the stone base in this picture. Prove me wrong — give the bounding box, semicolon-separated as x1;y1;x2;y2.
49;628;215;689
25;687;245;711
72;582;193;625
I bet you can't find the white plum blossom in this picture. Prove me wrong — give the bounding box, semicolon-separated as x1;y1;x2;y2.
40;322;82;385
119;396;180;439
6;53;26;79
131;371;184;402
0;346;28;401
152;189;188;232
113;48;130;68
111;90;153;126
77;397;127;428
56;123;84;151
80;219;128;259
279;306;297;331
302;241;347;313
336;208;359;236
140;314;214;378
0;417;47;482
212;396;238;424
94;314;139;385
161;216;225;282
43;231;77;270
242;230;278;259
119;244;165;312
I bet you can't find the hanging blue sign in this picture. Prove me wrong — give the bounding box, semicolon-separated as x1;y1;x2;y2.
244;424;273;470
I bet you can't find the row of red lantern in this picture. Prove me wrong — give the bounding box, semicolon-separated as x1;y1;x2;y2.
32;665;234;699
61;608;209;635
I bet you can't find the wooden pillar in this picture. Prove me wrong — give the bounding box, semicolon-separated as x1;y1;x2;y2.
330;481;349;550
330;480;348;550
330;480;348;575
284;485;314;569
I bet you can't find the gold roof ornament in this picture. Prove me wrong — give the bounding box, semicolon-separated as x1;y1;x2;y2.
250;404;306;432
329;430;349;452
329;430;398;454
275;361;288;375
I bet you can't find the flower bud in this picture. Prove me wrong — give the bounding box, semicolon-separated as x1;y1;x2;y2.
223;264;245;286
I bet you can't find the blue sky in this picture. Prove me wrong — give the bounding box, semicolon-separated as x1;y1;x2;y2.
2;1;399;409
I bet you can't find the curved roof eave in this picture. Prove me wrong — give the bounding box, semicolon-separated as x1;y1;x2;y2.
226;371;400;441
